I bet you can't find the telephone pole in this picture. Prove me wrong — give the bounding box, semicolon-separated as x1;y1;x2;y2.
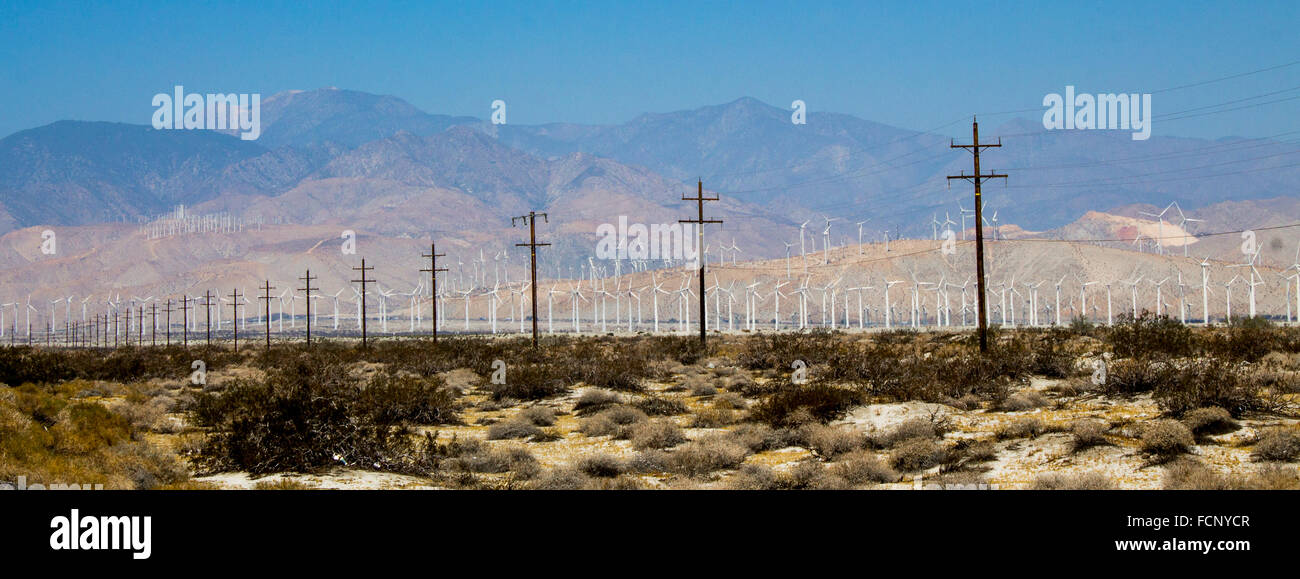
203;290;213;347
948;117;1007;353
352;259;375;348
420;244;449;342
163;299;173;346
512;213;550;348
299;270;318;347
680;180;723;346
180;295;191;348
228;288;242;352
259;280;275;350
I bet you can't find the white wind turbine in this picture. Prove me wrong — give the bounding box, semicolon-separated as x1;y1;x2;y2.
1139;204;1172;255
1223;275;1243;320
1074;273;1097;324
1150;276;1170;317
1229;245;1263;318
772;281;789;331
782;241;795;278
1198;256;1213;325
821;217;838;264
1053;275;1067;326
546;283;562;334
1286;242;1300;325
1123;273;1144;319
855;220;869;254
881;278;904;329
793;277;812;329
649;274;669;333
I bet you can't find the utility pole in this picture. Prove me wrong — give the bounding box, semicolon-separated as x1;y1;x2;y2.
352;259;375;348
229;289;243;352
203;290;213;347
680;179;722;346
299;270;318;347
259;280;275;350
180;295;191;348
512;214;550;348
420;244;449;342
948;117;1007;353
163;299;173;346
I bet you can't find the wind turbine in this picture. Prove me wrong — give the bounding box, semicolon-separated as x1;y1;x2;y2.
1122;273;1144;319
1199;256;1213;325
882;278;904;330
821;217;838;264
855;220;869;255
798;220;811;272
772;281;789;331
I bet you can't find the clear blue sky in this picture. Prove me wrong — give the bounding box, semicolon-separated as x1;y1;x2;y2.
1;0;1296;139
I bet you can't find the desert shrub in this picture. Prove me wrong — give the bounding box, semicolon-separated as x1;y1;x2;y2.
358;372;459;425
1105;312;1194;359
487;419;543;441
530;468;591;490
996;418;1046;440
51;403;133;454
999;390;1049;411
965;440;998;462
187;359;417;474
575;454;626;478
685;375;718;397
640;335;710;365
573;389;621;416
667;435;748;477
876;418;940;448
1070;419;1109;451
781;460;848;490
1103;358;1171;395
749;383;860;427
629;419;686;450
1030;333;1075;378
631;396;686;416
519;405;557;426
580;406;648;438
451;445;540;478
1140;420;1194;460
690;407;737;428
888;438;947;472
1243;464;1300;489
800;424;869;457
831;450;899;484
626;450;671;474
736;331;840;371
1163;459;1232;490
727;423;790;452
728;464;779;490
1182;407;1238;436
483;362;572;401
714;391;747;410
1253;427;1300;462
1205;316;1275;362
1153;358;1266;417
1030;472;1116;490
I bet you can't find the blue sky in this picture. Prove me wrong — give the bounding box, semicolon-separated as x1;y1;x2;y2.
1;0;1296;139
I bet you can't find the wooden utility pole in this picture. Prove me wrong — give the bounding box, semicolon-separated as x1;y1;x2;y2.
259;280;275;350
180;295;191;348
948;118;1007;353
420;244;449;342
680;180;722;346
163;299;173;346
299;270;318;347
229;289;242;352
352;259;375;348
203;290;213;347
511;214;550;348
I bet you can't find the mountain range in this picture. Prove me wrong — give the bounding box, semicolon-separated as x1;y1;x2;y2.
1;87;1298;270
